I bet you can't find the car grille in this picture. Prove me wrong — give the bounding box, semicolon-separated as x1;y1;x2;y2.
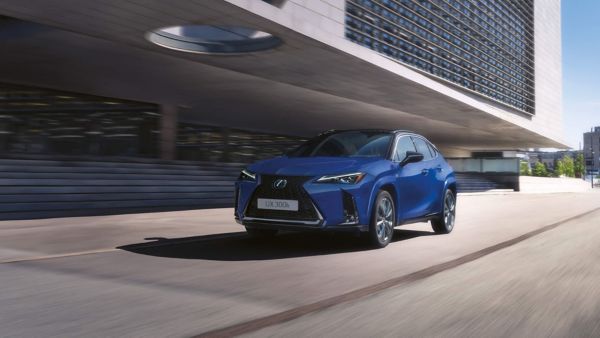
244;175;320;223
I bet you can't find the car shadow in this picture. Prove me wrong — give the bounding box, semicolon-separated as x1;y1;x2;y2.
117;229;435;261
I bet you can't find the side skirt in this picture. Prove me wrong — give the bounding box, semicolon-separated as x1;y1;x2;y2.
396;212;440;226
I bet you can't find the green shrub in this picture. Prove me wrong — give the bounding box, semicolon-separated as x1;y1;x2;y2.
520;161;531;176
531;162;548;177
574;153;585;178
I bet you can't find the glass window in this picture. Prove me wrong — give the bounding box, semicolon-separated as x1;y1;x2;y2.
394;136;416;161
344;0;535;114
288;131;392;158
427;142;438;158
411;137;433;160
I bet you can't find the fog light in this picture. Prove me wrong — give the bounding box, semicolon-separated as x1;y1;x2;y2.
343;213;358;224
342;190;359;224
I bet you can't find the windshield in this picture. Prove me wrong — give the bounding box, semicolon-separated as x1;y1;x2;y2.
287;131;393;158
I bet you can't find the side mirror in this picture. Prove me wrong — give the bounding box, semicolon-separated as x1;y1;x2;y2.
400;151;424;166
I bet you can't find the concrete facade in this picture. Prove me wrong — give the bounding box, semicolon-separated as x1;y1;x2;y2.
0;0;565;153
534;0;564;146
226;0;566;151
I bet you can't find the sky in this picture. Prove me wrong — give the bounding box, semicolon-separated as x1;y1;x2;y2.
562;0;600;149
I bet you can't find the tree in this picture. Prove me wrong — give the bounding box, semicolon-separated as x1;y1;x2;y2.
563;155;575;178
520;161;531;176
531;161;548;177
554;158;565;177
574;153;585;178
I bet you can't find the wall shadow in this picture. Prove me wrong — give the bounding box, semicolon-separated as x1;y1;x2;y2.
118;229;435;261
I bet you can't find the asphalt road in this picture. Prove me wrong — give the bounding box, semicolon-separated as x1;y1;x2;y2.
1;192;600;337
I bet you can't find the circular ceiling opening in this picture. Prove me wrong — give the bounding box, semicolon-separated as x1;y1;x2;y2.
146;25;281;54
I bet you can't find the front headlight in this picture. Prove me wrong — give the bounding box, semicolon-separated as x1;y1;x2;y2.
239;169;256;181
316;172;365;184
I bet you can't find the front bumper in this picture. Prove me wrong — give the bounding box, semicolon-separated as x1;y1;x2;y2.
235;174;374;232
240;218;369;233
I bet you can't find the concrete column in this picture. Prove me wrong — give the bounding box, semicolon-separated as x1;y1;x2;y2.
159;104;178;160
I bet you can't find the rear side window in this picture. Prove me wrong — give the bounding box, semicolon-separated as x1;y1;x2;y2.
394;136;416;162
427;143;438;157
411;137;433;161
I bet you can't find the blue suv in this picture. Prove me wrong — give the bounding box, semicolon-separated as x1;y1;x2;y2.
235;130;456;248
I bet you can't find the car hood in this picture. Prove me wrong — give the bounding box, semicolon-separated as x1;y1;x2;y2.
248;156;387;176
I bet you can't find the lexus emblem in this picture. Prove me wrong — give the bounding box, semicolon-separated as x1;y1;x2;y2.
273;178;287;190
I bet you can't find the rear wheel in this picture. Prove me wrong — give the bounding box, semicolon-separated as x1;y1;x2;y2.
432;189;456;234
245;227;278;238
368;190;395;248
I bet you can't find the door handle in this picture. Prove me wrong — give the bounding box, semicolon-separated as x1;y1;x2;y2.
421;169;429;175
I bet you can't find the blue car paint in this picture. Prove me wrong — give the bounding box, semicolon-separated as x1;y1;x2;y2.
235;135;456;231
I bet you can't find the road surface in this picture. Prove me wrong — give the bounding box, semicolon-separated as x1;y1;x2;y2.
1;192;600;337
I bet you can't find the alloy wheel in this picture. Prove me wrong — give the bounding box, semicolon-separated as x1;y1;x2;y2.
444;192;456;230
376;196;394;242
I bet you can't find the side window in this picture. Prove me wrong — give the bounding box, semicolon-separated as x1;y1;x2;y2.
427;142;438;158
411;137;433;161
394;136;416;162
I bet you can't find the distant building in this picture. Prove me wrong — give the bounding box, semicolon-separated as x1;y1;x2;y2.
524;150;582;171
583;127;600;172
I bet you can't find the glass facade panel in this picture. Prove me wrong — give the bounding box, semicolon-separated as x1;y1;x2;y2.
0;83;306;163
345;0;535;114
0;83;160;158
176;122;305;163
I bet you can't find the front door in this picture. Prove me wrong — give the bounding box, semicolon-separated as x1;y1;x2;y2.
393;136;430;219
410;136;440;215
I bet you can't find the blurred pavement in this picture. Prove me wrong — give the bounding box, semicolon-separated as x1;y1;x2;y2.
1;192;600;337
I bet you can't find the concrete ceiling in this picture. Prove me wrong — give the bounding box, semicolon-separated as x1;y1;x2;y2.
0;0;565;150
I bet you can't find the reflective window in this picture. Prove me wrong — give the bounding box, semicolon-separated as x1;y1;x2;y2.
427;142;438;158
0;82;307;163
0;83;160;158
394;135;416;161
412;136;434;161
345;0;535;114
288;131;392;158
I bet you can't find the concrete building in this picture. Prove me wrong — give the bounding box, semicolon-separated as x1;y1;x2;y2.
583;127;600;173
0;1;566;218
0;0;565;160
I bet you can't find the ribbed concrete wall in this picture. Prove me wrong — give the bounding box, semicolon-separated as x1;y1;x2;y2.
0;159;243;220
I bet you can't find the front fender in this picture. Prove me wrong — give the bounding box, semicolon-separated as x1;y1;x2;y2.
366;175;399;225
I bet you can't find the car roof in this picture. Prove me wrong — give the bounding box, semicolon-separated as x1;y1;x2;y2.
318;129;438;150
319;129;416;135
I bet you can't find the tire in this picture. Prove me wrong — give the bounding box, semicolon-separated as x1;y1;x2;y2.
368;190;396;248
431;189;456;234
245;227;278;238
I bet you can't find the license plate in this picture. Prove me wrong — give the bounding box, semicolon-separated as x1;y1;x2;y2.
257;198;298;211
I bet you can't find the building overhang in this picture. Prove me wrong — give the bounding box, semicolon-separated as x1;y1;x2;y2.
0;0;567;150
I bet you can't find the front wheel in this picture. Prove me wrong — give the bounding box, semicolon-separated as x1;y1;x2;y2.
368;190;395;248
431;189;456;234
